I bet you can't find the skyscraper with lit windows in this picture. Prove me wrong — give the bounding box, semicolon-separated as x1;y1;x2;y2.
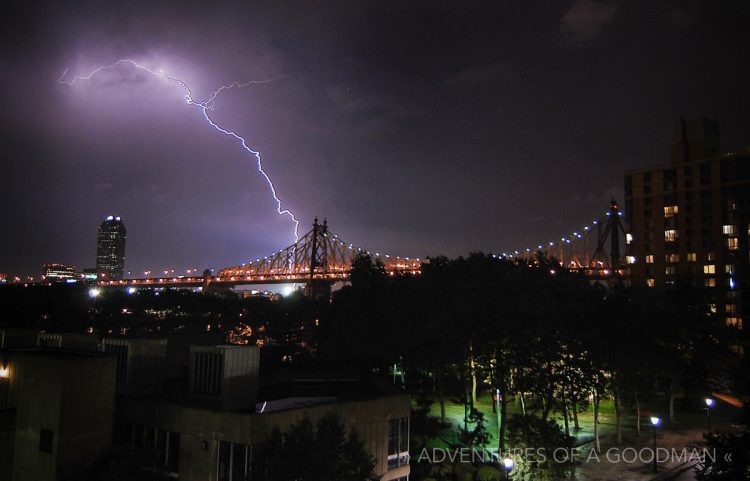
624;118;750;351
96;215;127;280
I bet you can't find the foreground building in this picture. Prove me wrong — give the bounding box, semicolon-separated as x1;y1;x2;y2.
625;118;749;349
96;215;127;280
0;331;117;481
0;329;411;480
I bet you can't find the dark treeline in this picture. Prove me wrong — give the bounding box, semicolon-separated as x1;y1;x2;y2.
2;252;748;477
325;253;744;456
0;284;323;368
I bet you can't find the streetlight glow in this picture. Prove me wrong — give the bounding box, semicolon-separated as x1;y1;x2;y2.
650;416;661;426
502;457;514;470
88;288;100;298
705;398;714;407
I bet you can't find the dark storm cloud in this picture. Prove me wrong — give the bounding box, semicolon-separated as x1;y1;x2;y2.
1;0;750;277
561;1;619;43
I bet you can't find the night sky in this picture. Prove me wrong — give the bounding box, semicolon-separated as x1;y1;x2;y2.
2;1;749;278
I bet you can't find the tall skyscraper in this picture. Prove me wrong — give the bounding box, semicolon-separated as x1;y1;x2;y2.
96;215;127;280
624;118;749;351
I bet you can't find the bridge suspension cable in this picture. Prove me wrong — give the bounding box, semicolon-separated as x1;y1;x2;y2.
497;200;627;275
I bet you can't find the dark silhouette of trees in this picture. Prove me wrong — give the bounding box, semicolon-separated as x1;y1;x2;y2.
259;413;378;481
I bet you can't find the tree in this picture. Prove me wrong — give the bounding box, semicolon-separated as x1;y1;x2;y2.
695;431;750;481
261;413;379;481
506;414;571;481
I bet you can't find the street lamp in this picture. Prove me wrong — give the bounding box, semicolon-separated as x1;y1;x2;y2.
705;398;714;430
88;288;100;298
502;457;514;480
650;417;661;473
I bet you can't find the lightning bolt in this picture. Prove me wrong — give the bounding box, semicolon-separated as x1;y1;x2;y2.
58;59;300;242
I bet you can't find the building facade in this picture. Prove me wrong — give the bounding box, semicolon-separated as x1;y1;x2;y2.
96;215;127;280
41;264;77;282
0;340;117;481
0;330;410;481
625;118;749;349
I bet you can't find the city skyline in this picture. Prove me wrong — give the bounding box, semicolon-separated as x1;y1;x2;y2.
2;1;749;278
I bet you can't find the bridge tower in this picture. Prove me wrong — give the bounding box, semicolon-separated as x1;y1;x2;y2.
304;217;333;300
591;199;626;272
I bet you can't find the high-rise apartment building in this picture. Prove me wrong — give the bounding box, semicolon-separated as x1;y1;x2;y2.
96;215;127;280
625;119;750;347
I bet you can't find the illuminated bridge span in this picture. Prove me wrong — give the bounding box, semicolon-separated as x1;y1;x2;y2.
97;201;626;291
498;199;627;280
100;218;422;289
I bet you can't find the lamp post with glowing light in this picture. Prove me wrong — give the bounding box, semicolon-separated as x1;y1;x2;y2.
705;398;714;430
502;457;514;480
650;417;661;473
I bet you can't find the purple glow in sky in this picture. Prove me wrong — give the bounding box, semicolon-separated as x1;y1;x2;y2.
60;58;301;244
1;0;749;277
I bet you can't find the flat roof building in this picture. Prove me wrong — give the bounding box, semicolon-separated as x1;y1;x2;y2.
0;349;117;481
625;118;749;350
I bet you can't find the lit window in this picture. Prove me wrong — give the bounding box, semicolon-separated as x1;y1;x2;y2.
625;256;636;264
723;225;736;235
726;264;735;274
726;304;737;314
708;252;715;261
664;205;679;218
666;266;676;275
646;255;654;264
626;233;633;244
647;279;655;287
665;229;678;241
665;254;680;263
687;253;697;262
705;278;716;287
709;304;718;313
704;264;716;274
726;317;743;329
726;237;739;250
